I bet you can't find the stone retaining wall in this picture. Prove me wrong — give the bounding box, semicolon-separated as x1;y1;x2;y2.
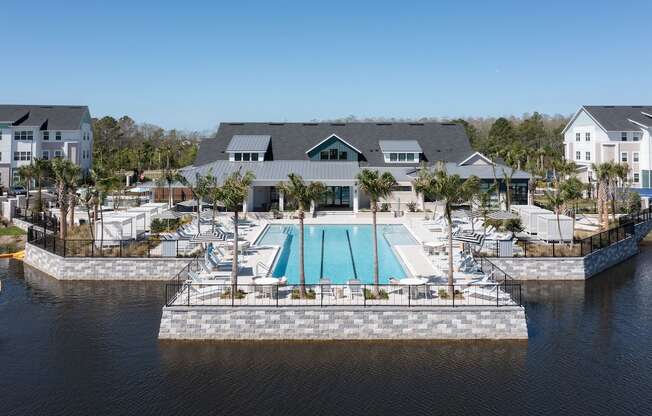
487;220;652;280
158;306;528;340
24;242;191;280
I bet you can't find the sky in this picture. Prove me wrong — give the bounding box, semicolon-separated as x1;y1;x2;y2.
1;0;651;132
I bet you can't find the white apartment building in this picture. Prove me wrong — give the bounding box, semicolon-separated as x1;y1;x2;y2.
0;105;93;188
563;106;652;188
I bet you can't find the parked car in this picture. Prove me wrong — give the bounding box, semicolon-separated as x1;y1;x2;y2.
7;186;27;197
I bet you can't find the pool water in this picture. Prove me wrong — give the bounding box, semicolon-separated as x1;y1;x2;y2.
256;224;417;284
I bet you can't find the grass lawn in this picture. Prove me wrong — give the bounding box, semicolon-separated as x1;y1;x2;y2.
0;226;26;236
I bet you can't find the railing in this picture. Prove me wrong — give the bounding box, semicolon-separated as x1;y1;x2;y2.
255;261;270;276
481;210;649;258
164;282;522;308
27;226;196;258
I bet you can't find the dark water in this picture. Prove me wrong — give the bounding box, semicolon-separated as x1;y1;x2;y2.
2;244;652;416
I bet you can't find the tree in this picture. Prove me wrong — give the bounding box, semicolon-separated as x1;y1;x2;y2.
518;112;546;148
496;144;525;210
413;167;480;293
592;162;612;229
92;168;121;245
450;119;481;149
79;186;100;241
158;165;181;208
356;169;397;293
215;169;255;291
544;189;567;245
611;163;629;220
277;174;328;297
51;159;81;239
560;176;583;245
17;164;35;213
32;159;52;213
484;118;516;155
179;172;212;235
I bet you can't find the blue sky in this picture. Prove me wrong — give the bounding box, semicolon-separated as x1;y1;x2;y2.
2;0;651;131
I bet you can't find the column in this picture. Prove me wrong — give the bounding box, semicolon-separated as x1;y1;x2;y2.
352;184;359;213
279;191;284;212
418;191;424;211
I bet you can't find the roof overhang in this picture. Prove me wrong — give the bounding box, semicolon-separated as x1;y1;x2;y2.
562;106;609;135
305;134;363;155
458;151;494;166
627;118;649;129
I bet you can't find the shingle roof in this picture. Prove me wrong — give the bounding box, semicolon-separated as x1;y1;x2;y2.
194;122;473;167
583;106;652;131
0;105;90;130
378;139;423;153
225;135;271;152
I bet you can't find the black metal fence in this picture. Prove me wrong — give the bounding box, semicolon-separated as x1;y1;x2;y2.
27;227;194;258
164;281;522;308
482;209;650;258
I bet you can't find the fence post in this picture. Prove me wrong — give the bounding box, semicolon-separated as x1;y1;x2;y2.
552;243;555;257
63;239;66;257
187;283;190;306
91;240;94;257
147;240;151;258
363;285;366;307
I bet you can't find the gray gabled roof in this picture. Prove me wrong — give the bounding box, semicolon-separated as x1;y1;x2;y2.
183;160;361;184
225;135;271;152
0;105;90;130
194;122;473;167
378;139;422;153
583;106;652;131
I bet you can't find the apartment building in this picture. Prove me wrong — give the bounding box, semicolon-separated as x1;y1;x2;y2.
0;105;93;187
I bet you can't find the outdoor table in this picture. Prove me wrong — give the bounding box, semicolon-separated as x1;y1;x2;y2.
398;277;429;299
253;277;280;299
423;241;446;255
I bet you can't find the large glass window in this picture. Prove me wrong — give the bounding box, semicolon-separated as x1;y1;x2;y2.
389;153;398;161
251;153;259;161
320;150;329;160
329;149;338;160
234;153;242;161
242;152;251;161
398;153;406;161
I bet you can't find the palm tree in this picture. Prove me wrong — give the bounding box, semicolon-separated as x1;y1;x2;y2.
215;169;255;291
413;167;480;294
79;186;100;240
560;176;583;246
591;162;612;229
32;158;51;213
611;163;629;221
17;164;35;213
179;172;211;235
51;159;81;239
158;165;180;208
277;174;327;297
544;189;566;244
93;169;121;246
356;169;397;293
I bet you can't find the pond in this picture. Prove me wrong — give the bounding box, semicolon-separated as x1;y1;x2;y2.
1;240;652;415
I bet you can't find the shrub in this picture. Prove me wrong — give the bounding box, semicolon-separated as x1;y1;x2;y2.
380;203;390;212
220;288;247;299
364;288;389;300
437;288;464;299
406;201;418;212
625;191;641;214
291;288;316;299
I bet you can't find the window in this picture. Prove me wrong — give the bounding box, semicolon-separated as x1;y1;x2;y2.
55;131;62;140
621;152;628;162
634;173;640;183
43;131;49;141
251;153;259;162
634;152;639;162
576;151;581;160
575;132;581;142
13;151;31;161
339;151;348;160
329;149;338;160
41;151;49;160
14;131;33;141
320;150;329;160
391;186;412;192
234;153;242;161
585;151;591;161
585;132;591;141
633;133;641;142
242;152;250;161
53;150;63;158
387;152;419;163
621;132;628;141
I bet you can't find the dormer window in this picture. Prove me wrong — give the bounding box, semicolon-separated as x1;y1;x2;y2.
226;135;270;162
379;140;422;164
306;134;362;161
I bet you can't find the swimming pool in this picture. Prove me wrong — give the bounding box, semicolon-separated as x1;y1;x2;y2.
256;224;417;284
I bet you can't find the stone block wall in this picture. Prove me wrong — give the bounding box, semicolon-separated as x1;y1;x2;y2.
25;242;191;281
158;306;528;340
487;257;586;280
583;236;637;277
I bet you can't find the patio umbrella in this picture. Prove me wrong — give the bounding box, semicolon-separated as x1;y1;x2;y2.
487;210;519;221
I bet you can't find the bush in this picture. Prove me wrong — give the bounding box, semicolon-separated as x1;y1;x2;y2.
438;288;464;299
364;288;389;299
485;217;523;233
406;201;418;212
380;203;390;212
151;218;181;233
625;191;641;214
291;288;316;299
220;288;247;299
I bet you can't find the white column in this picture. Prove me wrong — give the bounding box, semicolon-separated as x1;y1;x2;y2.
352;184;359;213
279;191;284;212
418;191;424;211
310;200;315;215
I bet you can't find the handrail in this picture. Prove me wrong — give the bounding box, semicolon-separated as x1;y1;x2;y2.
255;261;270;276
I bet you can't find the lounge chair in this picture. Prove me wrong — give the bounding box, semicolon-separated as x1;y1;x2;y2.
316;278;334;298
346;279;364;300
